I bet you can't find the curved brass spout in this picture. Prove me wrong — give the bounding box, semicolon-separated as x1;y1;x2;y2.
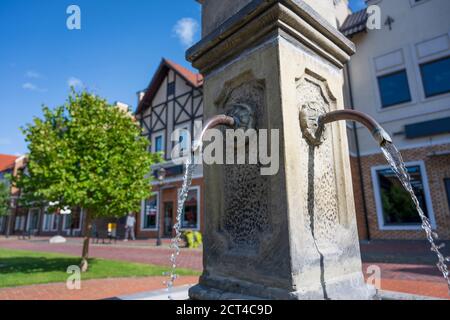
200;114;236;140
319;109;392;147
192;114;235;153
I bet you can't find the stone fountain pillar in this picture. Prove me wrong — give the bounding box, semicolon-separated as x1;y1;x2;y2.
188;0;375;300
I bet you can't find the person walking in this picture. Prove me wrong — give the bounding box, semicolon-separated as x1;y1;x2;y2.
124;213;136;241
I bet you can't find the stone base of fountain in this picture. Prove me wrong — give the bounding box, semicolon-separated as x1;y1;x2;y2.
189;273;377;300
117;285;443;300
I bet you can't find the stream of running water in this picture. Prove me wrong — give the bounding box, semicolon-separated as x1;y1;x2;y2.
164;129;450;298
381;141;450;293
165;155;195;300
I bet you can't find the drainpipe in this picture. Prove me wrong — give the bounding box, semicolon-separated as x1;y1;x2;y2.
345;62;371;241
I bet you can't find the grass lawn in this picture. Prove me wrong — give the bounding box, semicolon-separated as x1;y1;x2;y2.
0;248;200;289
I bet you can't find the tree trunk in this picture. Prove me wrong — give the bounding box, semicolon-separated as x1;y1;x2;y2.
80;209;92;272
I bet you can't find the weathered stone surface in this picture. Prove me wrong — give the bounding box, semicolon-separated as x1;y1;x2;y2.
188;1;354;74
189;0;373;300
200;0;341;36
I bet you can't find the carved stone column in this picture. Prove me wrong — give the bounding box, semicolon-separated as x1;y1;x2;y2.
188;0;375;300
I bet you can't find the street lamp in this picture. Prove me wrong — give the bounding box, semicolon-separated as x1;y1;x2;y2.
156;167;166;246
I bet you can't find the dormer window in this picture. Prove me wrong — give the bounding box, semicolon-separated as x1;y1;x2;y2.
167;81;175;97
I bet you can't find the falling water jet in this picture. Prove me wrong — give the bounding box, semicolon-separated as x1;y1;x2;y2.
165;114;238;299
306;109;450;294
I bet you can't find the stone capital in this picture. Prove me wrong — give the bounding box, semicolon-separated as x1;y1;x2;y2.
187;0;355;73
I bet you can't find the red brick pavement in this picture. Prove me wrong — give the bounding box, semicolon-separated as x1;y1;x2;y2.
361;263;450;299
377;279;449;299
0;237;202;271
1;237;449;299
0;276;199;300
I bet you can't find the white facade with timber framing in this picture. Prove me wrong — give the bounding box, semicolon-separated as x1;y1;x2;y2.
135;58;205;238
341;0;450;240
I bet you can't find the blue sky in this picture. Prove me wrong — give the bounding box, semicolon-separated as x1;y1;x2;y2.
0;0;366;155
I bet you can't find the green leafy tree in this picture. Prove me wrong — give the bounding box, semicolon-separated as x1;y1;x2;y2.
0;177;11;217
17;91;160;271
381;184;417;224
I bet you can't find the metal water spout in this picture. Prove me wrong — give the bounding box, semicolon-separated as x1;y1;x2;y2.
300;107;392;147
319;110;392;147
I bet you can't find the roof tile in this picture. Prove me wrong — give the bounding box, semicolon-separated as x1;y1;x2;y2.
340;9;368;37
0;154;17;172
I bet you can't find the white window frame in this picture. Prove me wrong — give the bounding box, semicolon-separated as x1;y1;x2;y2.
0;216;4;232
178;186;201;231
26;208;40;231
15;215;25;231
411;34;450;103
42;210;58;232
152;132;165;154
371;161;436;231
371;48;417;112
140;192;159;231
62;209;83;232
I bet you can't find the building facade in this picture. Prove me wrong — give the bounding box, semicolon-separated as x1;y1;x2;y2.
0;155;90;238
3;1;448;242
0;102;134;239
0;154;17;234
137;0;450;242
341;0;450;240
135;58;204;239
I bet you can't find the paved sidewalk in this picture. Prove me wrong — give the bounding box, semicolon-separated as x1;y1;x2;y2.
360;240;450;299
0;276;199;300
1;237;449;299
0;236;202;271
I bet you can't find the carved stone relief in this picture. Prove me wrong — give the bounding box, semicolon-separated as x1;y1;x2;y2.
297;74;340;250
218;79;271;254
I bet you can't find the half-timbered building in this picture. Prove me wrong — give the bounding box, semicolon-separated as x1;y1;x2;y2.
135;58;205;239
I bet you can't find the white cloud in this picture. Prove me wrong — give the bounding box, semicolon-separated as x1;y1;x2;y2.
22;82;47;92
25;70;42;79
67;77;84;89
173;18;199;47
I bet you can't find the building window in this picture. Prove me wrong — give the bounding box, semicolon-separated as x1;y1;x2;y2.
377;70;412;108
63;208;82;232
141;195;158;230
410;0;430;7
27;208;40;231
154;135;163;153
53;215;60;231
42;212;58;232
180;187;200;230
420;56;450;98
0;216;4;232
445;179;450;212
167;82;175;96
372;163;435;230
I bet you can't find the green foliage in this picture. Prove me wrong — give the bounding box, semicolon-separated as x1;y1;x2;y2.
0;178;10;217
17;91;161;218
381;184;416;223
